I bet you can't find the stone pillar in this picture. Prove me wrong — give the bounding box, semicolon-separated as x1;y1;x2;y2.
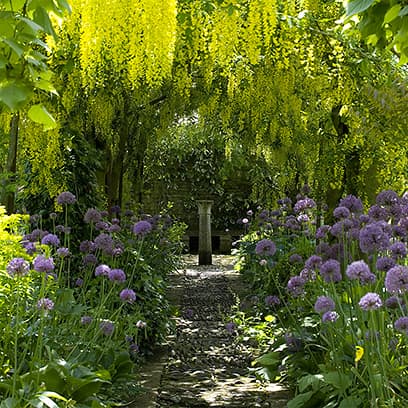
197;200;213;265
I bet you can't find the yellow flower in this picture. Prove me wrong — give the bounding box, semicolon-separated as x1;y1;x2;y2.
355;346;364;363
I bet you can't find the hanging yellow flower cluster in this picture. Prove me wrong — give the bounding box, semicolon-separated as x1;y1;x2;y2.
71;0;177;90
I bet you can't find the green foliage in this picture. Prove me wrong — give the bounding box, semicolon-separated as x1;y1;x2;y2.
343;0;408;64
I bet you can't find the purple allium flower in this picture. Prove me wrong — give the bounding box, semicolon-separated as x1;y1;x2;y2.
339;195;363;214
314;296;336;314
99;320;115;336
376;189;399;206
284;333;302;352
293;197;316;213
30;229;48;241
136;320;147;328
390;241;407;259
287;275;306;297
358;292;383;311
95;264;111;277
129;343;139;353
322;311;339;323
225;322;237;334
346;260;376;284
108;224;121;233
319;259;342;283
305;255;322;270
57;191;76;205
385;265;408;295
108;268;126;283
95;221;109;231
100;210;109;217
297;214;310;223
41;233;60;247
285;216;300;231
49;212;57;220
376;256;396;272
368;204;389;221
316;225;330;239
132;220;152;236
6;258;30;277
80;316;93;325
83;254;98;265
111;205;121;214
79;240;95;253
394;316;408;334
24;242;37;255
333;206;351;219
265;295;280;306
37;297;54;311
299;268;316;282
56;247;70;258
120;288;136;303
359;222;391;253
33;255;54;272
255;239;276;256
289;254;303;264
84;208;102;224
385;296;404;309
75;278;84;287
94;233;114;253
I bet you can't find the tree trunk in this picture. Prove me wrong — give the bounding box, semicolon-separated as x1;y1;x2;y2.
5;113;19;214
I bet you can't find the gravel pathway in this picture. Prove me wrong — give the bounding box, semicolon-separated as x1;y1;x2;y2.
152;255;290;408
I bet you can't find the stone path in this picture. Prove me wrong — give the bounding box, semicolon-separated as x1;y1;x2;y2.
131;255;291;408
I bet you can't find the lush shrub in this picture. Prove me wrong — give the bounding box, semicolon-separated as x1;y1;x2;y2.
235;190;408;407
0;195;185;407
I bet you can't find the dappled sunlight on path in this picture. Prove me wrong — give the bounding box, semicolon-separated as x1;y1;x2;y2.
152;255;290;407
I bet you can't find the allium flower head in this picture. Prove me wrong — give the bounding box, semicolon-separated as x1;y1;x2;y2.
322;311;339;323
376;189;399;206
299;268;316;282
368;205;389;221
99;320;115;336
57;247;70;258
132;220;152;236
37;297;54;311
315;225;330;239
314;296;336;314
333;206;351;219
94;233;114;253
80;316;93;325
359;222;391;253
289;254;303;264
390;241;407;259
83;254;97;265
108;268;126;283
293;197;316;213
346;260;376;284
120;288;136;303
376;256;396;272
287;275;306;297
385;265;408;295
79;240;96;253
7;258;30;277
33;255;54;272
394;316;408;335
255;239;276;256
305;255;322;270
95;264;111;277
265;295;280;306
41;233;60;247
319;259;342;283
57;191;76;205
385;296;404;309
339;195;363;214
358;292;383;311
84;208;102;224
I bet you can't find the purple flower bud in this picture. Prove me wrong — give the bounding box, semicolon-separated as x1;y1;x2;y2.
57;191;76;205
